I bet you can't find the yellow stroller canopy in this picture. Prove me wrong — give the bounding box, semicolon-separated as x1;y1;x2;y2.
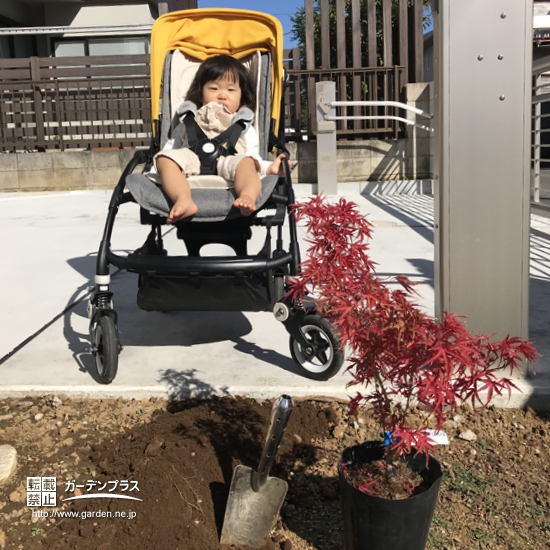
150;8;284;134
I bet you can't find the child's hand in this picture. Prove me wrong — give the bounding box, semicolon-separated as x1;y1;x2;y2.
266;153;292;176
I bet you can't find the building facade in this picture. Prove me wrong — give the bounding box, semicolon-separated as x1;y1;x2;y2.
0;0;160;58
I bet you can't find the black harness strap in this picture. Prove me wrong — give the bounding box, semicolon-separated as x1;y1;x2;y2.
215;120;247;155
183;114;208;147
173;113;248;176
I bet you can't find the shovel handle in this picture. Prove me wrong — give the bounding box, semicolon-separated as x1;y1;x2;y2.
252;395;294;492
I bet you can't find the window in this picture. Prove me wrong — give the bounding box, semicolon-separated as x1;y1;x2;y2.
54;40;86;57
0;37;12;58
89;37;149;56
52;36;149;57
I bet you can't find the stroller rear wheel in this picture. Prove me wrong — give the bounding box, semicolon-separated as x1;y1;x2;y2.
289;315;344;380
92;316;119;384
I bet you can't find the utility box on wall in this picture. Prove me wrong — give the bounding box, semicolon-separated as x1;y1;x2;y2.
433;0;532;340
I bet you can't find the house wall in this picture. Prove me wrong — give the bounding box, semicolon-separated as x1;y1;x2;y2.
42;3;154;56
0;2;154;57
535;1;550;18
0;0;33;25
44;3;154;29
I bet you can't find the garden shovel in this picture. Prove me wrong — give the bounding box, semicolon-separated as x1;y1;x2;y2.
220;394;294;548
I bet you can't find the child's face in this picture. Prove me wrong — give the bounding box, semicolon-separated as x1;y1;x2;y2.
202;76;241;113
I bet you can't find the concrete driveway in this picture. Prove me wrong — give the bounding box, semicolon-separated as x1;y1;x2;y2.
0;188;548;407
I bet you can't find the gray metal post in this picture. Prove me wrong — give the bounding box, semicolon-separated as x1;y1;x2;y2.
433;0;532;340
315;81;338;195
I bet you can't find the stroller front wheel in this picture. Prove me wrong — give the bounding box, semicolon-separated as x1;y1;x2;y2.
289;315;344;381
91;316;119;384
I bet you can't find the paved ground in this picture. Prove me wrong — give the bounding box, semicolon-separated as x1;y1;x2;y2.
0;187;549;407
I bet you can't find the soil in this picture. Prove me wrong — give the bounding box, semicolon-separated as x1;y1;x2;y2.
0;395;549;550
341;458;428;500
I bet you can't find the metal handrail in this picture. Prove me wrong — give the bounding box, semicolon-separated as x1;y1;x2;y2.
323;99;433;132
329;100;432;118
314;82;433;194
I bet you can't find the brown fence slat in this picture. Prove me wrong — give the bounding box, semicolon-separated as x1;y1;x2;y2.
320;0;331;70
335;0;347;131
0;55;149;81
39;66;150;79
38;54;149;67
0;58;32;68
0;69;33;81
305;0;315;71
292;48;302;135
399;0;409;93
283;48;293;132
383;0;393;66
30;57;45;146
305;0;316;135
367;0;377;68
410;0;424;82
382;0;393;129
351;0;362;130
367;0;378;131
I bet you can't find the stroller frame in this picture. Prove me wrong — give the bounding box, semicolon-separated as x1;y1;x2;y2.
87;8;344;384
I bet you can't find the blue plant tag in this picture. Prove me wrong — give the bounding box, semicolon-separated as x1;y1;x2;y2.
384;431;393;446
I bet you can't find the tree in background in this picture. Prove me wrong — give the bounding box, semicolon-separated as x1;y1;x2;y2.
290;0;431;69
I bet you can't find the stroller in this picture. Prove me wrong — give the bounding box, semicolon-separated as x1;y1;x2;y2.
88;8;344;384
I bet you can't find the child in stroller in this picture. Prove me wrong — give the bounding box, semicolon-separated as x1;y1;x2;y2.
153;54;288;223
88;8;344;386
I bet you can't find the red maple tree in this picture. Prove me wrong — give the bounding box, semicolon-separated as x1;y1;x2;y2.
290;196;538;462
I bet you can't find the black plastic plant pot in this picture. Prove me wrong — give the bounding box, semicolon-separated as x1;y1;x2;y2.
338;441;442;550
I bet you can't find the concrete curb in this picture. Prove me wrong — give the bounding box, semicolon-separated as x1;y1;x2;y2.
0;379;547;409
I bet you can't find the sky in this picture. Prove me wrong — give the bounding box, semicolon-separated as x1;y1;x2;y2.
199;0;302;49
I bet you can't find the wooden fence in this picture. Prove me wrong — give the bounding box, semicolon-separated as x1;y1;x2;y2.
283;0;424;138
283;52;405;139
0;55;151;152
0;0;425;151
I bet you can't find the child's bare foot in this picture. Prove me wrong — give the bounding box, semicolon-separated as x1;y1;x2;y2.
167;196;198;224
233;195;257;216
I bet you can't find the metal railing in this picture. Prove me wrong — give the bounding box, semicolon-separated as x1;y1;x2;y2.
532;57;550;211
315;81;432;194
284;65;407;140
326;100;433;132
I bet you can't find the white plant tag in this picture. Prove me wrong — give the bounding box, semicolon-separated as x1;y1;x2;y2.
425;429;449;445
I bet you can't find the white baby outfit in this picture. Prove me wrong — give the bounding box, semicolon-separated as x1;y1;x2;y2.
151;102;271;186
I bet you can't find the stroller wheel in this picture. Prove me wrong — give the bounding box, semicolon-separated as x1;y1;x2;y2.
92;316;119;384
289;315;344;380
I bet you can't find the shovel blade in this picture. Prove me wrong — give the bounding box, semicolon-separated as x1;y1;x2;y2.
220;465;288;548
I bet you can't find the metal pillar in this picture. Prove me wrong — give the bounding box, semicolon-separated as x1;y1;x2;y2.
315;81;338;195
433;0;532;339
